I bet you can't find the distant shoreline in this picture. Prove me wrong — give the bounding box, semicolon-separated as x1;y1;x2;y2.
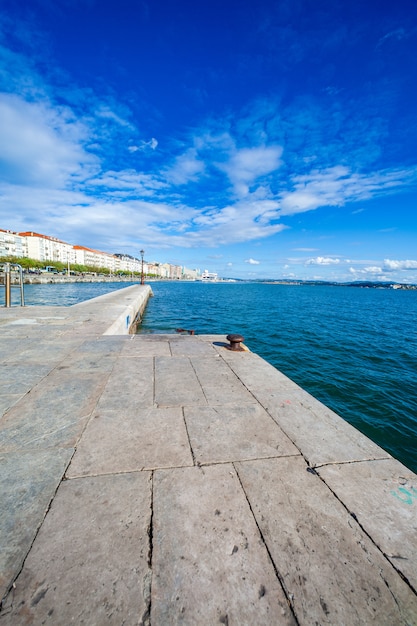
2;274;416;289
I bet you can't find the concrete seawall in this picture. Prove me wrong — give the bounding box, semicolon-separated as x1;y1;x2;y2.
70;283;153;335
0;284;416;624
2;274;141;285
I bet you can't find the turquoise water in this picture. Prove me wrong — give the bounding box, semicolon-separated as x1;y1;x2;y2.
138;281;417;474
3;281;416;473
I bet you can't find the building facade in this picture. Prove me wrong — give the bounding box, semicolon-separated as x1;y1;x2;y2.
0;227;207;279
19;232;76;265
0;229;24;258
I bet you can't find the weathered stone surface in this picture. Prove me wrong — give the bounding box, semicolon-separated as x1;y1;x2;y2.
94;356;154;411
1;311;416;624
2;338;84;365
263;388;390;465
0;363;54;393
155;356;207;406
220;349;297;391
152;464;296;625
0;449;73;599
185;404;299;464
221;351;391;465
120;336;171;356
1;472;152;625
191;355;256;404
319;458;417;590
236;456;417;625
0;369;108;452
170;337;218;356
67;407;193;477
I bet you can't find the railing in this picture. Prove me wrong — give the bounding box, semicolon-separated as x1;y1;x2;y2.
1;263;25;307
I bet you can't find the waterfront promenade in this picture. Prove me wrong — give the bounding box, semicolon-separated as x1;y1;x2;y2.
0;284;416;624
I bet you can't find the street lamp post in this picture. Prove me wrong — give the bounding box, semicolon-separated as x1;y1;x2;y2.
140;249;145;285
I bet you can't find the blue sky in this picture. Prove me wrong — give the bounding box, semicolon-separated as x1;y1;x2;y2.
1;0;417;281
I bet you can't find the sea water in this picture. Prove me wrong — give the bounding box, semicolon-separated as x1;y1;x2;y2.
3;280;416;473
138;281;417;474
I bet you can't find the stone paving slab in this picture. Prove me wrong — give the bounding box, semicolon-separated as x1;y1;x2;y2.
219;348;298;391
0;472;152;625
67;407;193;477
0;448;74;599
120;336;171;357
0;364;55;393
94;356;154;411
0;338;84;366
185;404;299;465
318;458;417;590
0;395;22;417
152;464;296;625
223;350;391;465
154;356;207;407
170;336;219;357
191;355;256;405
235;455;417;625
0;368;109;452
263;389;390;466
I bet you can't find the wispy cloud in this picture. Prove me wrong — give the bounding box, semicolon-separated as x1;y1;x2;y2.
128;138;158;152
350;266;384;276
306;257;341;265
218;145;283;197
376;27;409;49
0;93;96;186
279;166;417;216
164;148;205;185
245;258;260;265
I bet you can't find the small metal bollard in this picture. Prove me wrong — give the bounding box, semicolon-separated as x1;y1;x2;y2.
226;333;245;351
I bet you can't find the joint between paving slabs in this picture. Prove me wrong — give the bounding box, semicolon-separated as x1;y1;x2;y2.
189;357;210;406
0;447;77;614
182;406;198;467
309;464;417;596
152;356;156;407
232;461;301;625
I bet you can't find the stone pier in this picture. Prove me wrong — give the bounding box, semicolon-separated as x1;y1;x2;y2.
0;285;416;624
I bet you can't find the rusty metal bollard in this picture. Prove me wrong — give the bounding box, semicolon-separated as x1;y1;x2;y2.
226;333;245;351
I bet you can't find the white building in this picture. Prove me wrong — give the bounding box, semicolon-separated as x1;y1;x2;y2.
114;254;142;274
73;246;121;272
201;269;218;281
0;229;24;258
182;266;200;280
1;227;196;277
20;231;76;264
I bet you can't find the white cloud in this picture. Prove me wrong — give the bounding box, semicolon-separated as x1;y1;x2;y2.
377;28;408;49
219;145;283;196
279;166;417;216
128;138;158;152
306;256;340;265
245;258;260;265
383;259;417;270
350;266;384;275
164;148;205;185
0;93;97;186
95;106;134;128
